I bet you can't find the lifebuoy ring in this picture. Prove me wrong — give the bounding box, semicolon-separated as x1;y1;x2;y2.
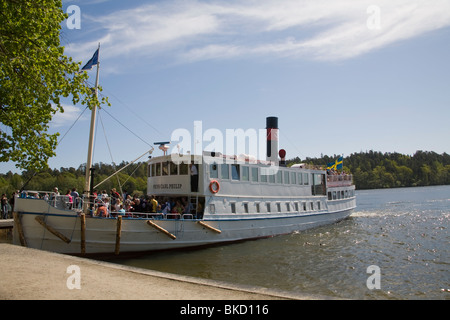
209;180;220;194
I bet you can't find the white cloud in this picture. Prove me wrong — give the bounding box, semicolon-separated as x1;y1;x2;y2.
66;0;450;65
51;105;88;128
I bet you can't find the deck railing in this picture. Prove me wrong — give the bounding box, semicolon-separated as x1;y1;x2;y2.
17;191;197;220
326;174;353;187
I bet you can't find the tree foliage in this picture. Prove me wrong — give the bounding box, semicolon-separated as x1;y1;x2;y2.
0;0;107;171
0;161;148;196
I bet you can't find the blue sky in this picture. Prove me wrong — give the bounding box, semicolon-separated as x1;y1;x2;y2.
2;0;450;173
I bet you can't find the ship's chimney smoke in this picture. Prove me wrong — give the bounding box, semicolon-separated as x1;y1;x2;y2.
266;116;279;164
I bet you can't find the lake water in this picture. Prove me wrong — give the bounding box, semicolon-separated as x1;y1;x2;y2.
1;185;447;299
113;185;450;300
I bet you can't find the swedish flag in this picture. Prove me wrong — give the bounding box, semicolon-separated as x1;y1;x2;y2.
327;157;343;170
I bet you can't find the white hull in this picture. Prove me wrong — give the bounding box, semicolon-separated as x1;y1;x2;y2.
13;197;355;255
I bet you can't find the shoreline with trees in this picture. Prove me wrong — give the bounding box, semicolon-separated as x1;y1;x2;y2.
1;150;449;195
288;150;450;190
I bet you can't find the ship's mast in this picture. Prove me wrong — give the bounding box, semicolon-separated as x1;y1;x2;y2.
84;43;101;200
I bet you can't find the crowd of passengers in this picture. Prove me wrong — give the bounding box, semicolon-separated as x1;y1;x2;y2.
15;187;202;219
326;169;351;176
84;188;201;219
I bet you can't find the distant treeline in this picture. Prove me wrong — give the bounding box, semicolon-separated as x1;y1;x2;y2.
1;150;450;194
288;150;450;189
0;161;148;196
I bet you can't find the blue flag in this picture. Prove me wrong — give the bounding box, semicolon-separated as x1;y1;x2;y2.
81;48;99;71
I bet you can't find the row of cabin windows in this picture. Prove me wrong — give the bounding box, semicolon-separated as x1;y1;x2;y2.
210;163;319;186
210;200;323;214
327;189;355;200
149;162;189;177
148;162;322;188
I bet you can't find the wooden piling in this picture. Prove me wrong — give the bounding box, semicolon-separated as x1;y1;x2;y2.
13;212;27;247
115;215;122;255
80;213;86;255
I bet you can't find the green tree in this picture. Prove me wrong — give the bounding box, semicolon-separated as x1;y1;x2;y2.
395;165;413;187
0;0;108;171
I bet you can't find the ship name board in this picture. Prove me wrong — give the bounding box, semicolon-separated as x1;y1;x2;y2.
153;183;183;190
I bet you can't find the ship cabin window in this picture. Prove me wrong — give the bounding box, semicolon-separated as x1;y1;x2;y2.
170;162;178;175
276;202;281;212
162;161;169;176
284;171;290;184
243;203;249;213
312;173;326;195
286;203;290;212
255;202;260;213
303;202;307;211
294;202;299;211
277;171;282;184
148;164;153;177
221;164;229;179
328;192;332;200
231;164;240;180
290;172;296;184
317;201;321;210
210;163;218;179
149;161;191;176
333;191;337;200
179;163;189;175
266;202;271;213
242;166;249;181
251;167;258;182
231;202;236;213
260;171;267;183
310;202;314;210
303;173;309;185
298;172;303;185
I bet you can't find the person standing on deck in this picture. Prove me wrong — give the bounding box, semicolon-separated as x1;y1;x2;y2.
150;195;158;213
1;194;8;219
190;162;198;192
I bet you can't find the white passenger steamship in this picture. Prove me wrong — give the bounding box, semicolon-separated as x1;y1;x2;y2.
13;117;356;255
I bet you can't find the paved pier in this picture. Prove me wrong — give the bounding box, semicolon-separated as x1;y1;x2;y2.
0;219;13;229
0;243;324;300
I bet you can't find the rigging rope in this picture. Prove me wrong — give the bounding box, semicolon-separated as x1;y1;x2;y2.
100;107;153;148
98;110;124;196
57;105;89;145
